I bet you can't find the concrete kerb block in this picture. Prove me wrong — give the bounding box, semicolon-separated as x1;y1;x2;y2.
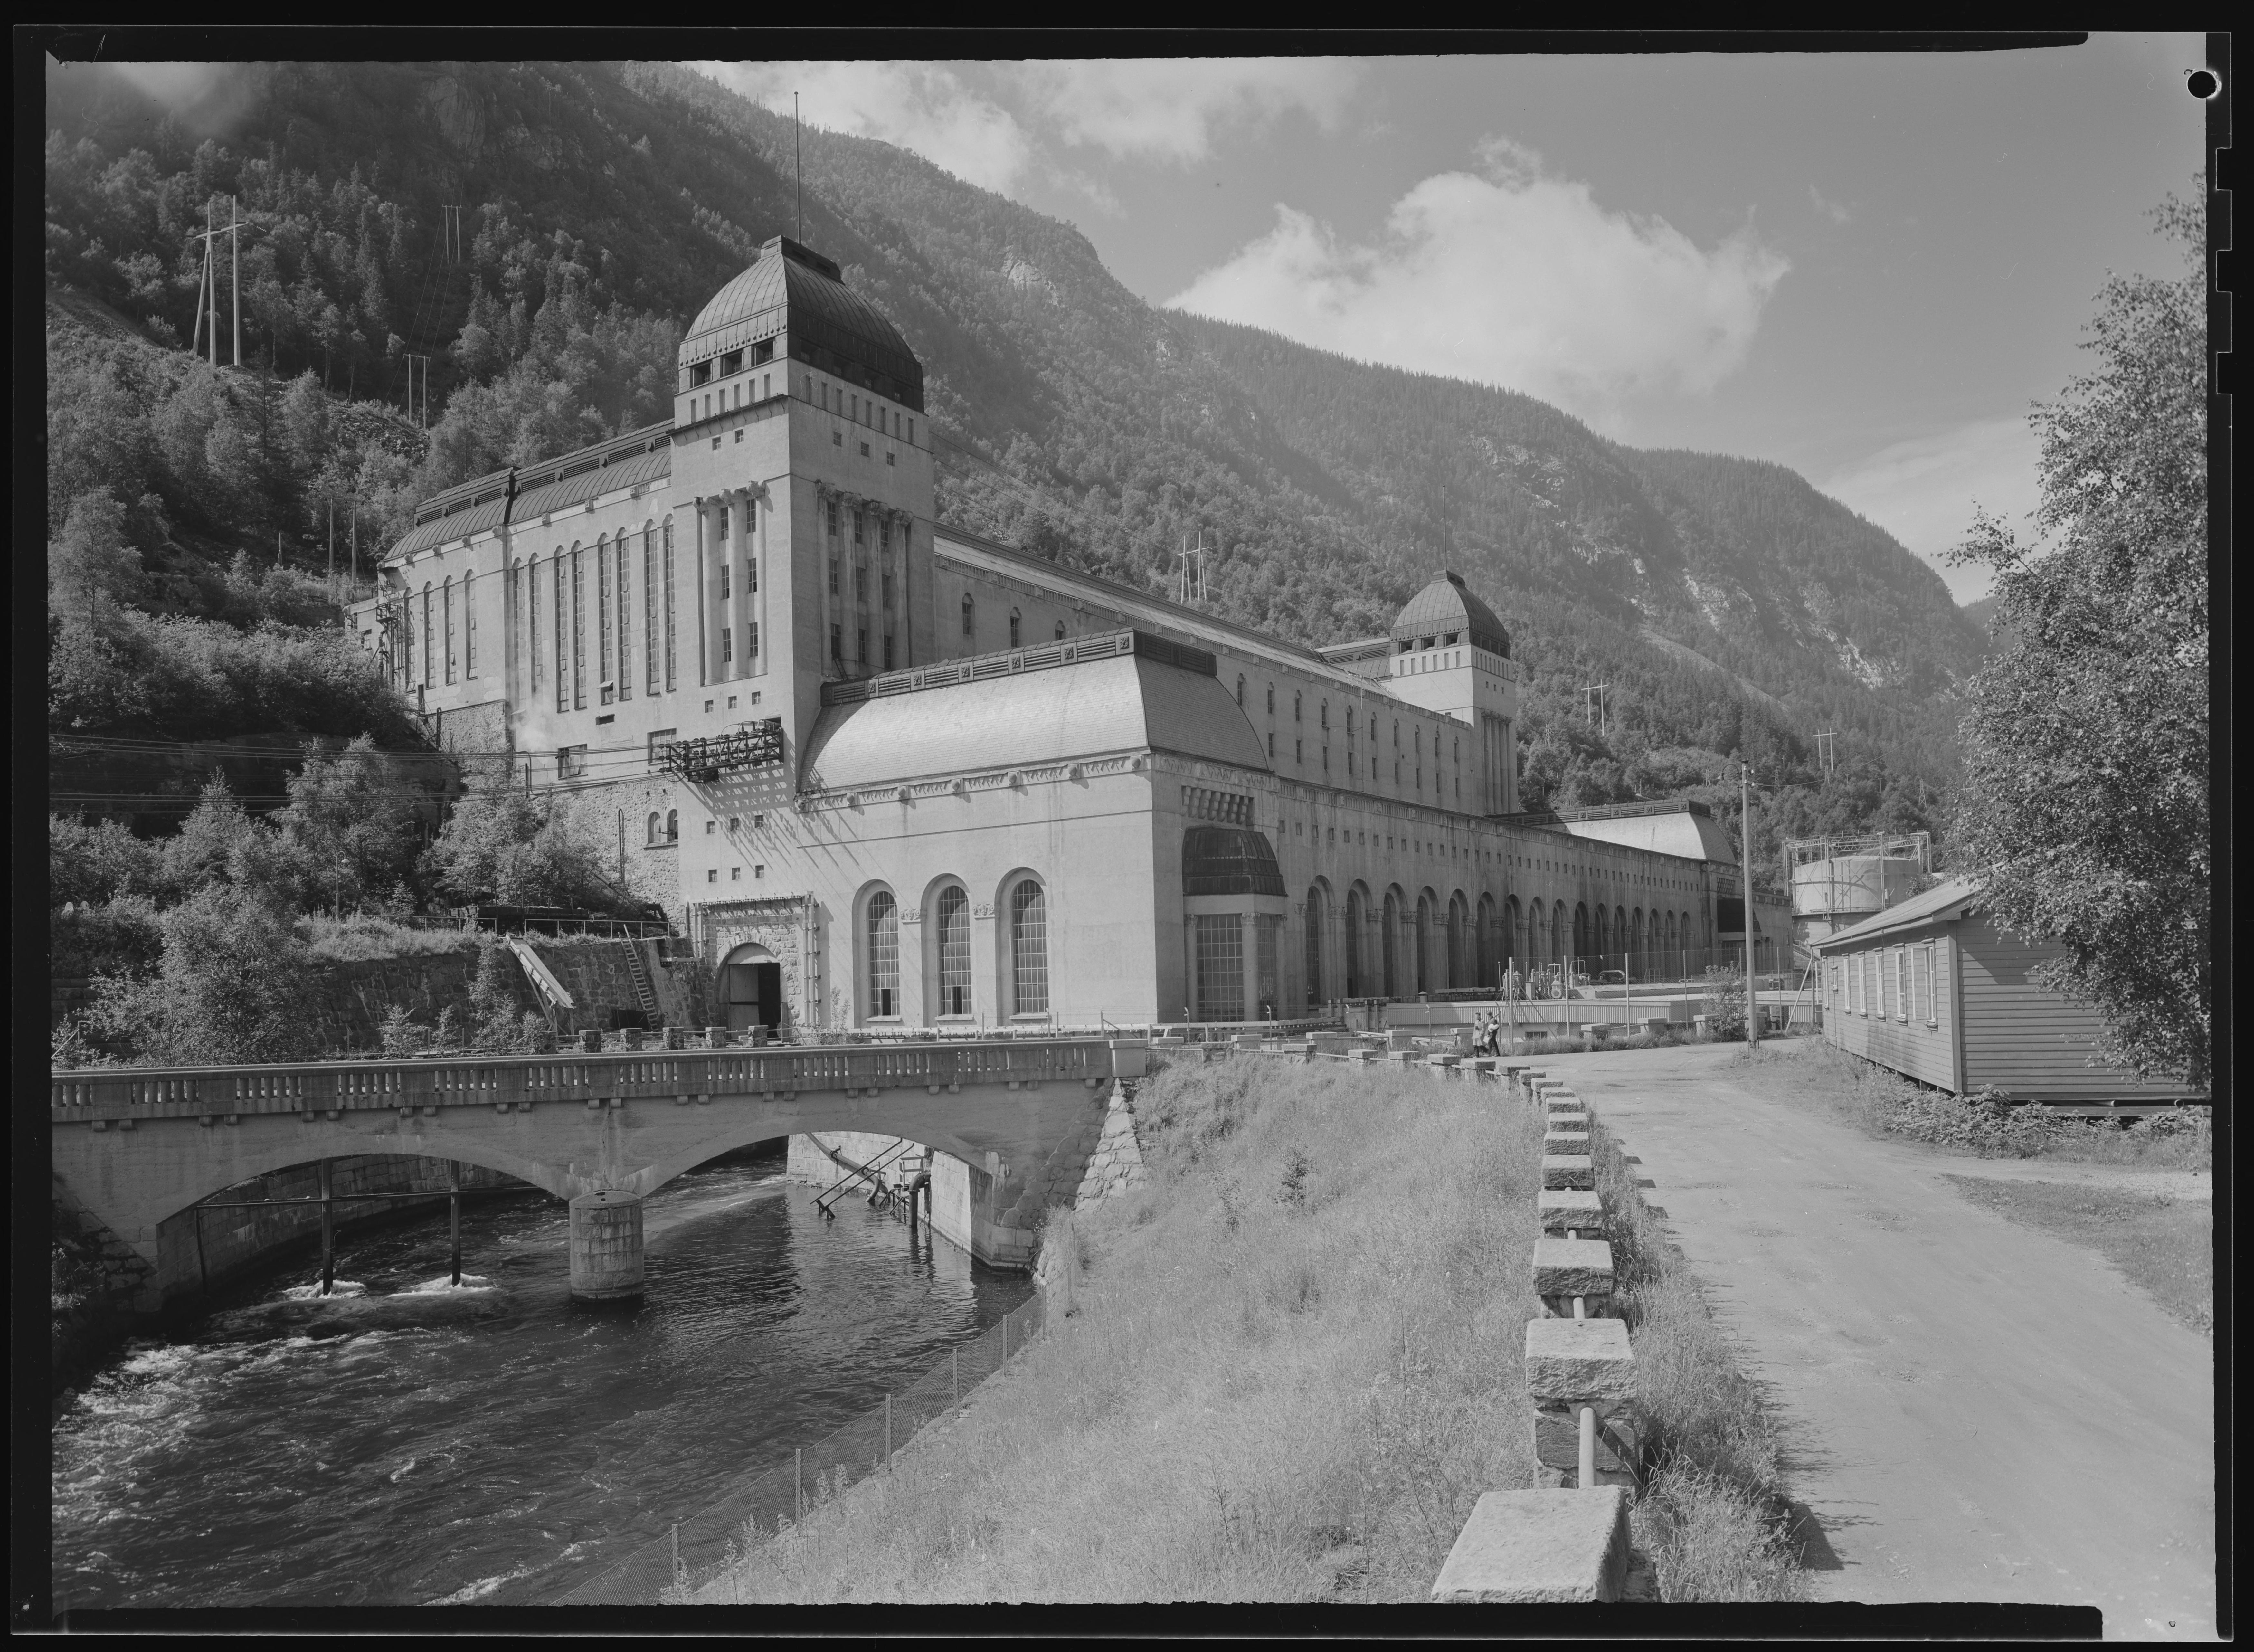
1540;1154;1595;1191
1533;1405;1643;1479
1538;1189;1606;1235
1430;1486;1632;1603
1531;1236;1615;1299
1547;1110;1590;1129
1524;1316;1636;1404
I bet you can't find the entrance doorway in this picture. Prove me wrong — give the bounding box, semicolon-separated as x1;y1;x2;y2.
721;944;782;1032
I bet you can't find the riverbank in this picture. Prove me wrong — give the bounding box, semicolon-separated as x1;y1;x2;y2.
693;1055;1809;1603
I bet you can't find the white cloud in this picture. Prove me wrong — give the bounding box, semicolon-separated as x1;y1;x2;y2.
1017;58;1362;163
1808;183;1852;225
1818;414;2043;603
691;61;1036;195
1163;138;1791;421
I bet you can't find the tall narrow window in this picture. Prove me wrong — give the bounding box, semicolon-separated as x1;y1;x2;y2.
937;887;971;1017
570;547;586;709
443;577;455;684
1195;914;1245;1022
554;552;568;712
597;537;613;702
1010;879;1049;1016
1009;609;1022;647
867;891;899;1018
662;520;677;692
748;622;759;660
961;593;975;637
463;572;476;678
615;538;629;698
421;586;434;688
527;558;539;690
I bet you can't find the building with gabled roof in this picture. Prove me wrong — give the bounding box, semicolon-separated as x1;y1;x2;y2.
1812;876;2202;1107
350;238;1738;1031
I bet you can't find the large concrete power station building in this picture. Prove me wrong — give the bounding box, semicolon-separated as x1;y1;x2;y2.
355;238;1764;1033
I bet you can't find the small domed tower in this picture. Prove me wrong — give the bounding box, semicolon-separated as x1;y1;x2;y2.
1383;571;1522;814
669;236;936;764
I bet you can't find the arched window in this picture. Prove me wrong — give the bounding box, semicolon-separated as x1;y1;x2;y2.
1236;674;1245;706
443;576;455;684
1320;700;1329;730
665;809;678;843
1265;683;1274;714
421;583;435;688
463;571;475;677
1303;885;1325;1006
867;891;899;1018
1054;621;1066;641
1009;608;1022;647
647;812;662;846
1293;691;1302;722
961;593;975;637
1009;879;1048;1015
936;887;972;1017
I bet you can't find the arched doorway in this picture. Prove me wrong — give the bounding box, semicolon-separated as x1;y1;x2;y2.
721;943;782;1032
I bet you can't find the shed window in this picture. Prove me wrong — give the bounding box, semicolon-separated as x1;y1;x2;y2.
1896;947;1911;1022
1914;942;1934;1026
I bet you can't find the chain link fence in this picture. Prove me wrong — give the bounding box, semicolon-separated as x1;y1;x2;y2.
551;1291;1046;1604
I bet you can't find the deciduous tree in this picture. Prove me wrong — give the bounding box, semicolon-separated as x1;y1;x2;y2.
1948;193;2208;1087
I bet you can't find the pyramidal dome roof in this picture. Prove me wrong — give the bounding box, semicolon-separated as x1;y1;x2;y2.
1391;571;1511;657
681;237;924;411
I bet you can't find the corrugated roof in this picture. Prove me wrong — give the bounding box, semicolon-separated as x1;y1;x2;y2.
801;651;1267;790
389;447;674;562
1813;874;1982;951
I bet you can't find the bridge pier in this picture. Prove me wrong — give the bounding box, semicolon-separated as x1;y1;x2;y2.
569;1190;644;1306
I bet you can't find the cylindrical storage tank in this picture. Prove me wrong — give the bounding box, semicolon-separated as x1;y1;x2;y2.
569;1190;645;1305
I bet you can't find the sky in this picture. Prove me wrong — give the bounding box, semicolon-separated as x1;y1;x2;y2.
692;41;2210;603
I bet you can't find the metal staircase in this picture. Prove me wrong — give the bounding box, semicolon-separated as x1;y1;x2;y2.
623;942;663;1026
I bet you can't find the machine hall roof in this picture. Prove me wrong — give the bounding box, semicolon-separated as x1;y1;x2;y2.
683;237;923;411
387;424;674;563
1391;571;1511;658
1554;801;1736;864
801;648;1268;790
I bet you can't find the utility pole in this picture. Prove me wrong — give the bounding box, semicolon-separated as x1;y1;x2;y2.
1814;730;1838;777
231;196;241;368
1582;684;1609;732
190;208;211;358
1742;759;1758;1046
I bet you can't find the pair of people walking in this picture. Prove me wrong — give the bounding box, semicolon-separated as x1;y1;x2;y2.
1470;1011;1509;1057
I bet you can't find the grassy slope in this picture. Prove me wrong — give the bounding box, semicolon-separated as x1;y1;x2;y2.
693;1056;1805;1603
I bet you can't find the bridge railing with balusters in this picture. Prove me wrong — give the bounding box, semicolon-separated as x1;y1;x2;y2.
50;1038;1140;1128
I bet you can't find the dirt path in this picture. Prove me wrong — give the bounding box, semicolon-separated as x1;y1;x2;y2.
1548;1042;2216;1639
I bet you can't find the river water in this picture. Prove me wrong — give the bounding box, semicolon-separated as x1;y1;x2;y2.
51;1143;1030;1609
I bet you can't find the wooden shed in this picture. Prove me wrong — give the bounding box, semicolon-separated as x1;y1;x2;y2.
1812;875;2202;1108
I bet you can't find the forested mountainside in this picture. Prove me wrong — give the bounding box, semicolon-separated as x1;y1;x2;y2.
44;56;1972;869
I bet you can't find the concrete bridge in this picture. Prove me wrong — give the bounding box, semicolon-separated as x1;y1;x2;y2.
51;1038;1148;1302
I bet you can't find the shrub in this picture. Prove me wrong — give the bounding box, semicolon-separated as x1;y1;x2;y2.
80;885;314;1064
50;894;164;978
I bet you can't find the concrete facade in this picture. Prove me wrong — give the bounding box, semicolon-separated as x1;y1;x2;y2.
352;236;1733;1030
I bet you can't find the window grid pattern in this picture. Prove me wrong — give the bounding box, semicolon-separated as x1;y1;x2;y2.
463;572;475;677
597;538;612;698
1010;881;1049;1015
1196;915;1245;1023
645;531;660;696
421;587;434;688
551;556;566;711
662;520;677;692
615;538;630;699
867;892;899;1018
571;548;586;709
1897;947;1911;1022
936;888;972;1017
1914;942;1933;1025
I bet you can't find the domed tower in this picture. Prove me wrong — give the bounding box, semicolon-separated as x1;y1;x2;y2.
1382;571;1522;814
670;236;935;763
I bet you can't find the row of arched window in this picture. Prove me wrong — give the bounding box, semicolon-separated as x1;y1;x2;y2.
959;593;1069;650
860;875;1048;1022
1301;881;1700;1002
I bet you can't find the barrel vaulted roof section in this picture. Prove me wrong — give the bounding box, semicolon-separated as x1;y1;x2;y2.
801;653;1269;790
